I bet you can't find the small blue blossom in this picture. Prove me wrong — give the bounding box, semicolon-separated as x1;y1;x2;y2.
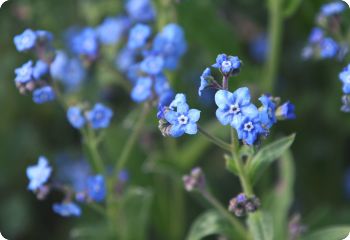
32;86;56;104
96;16;131;45
275;101;296;120
86;103;113;129
125;0;156;22
131;76;152;102
87;175;106;202
71;28;99;59
118;170;129;183
308;27;324;44
236;116;265;145
14;29;37;52
212;54;241;75
164;94;201;137
52;202;81;217
15;61;33;84
320;38;339;59
35;30;54;42
215;88;258;129
140;55;164;75
127;24;152;49
115;47;136;73
339;64;350;94
67;106;86;129
199;67;212;96
258;95;277;129
26;156;52;191
169;93;187;110
250;34;268;63
321;1;346;16
33;60;49;80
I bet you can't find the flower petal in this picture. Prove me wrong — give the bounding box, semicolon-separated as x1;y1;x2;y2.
216;108;232;125
234;87;251;105
185;123;198;135
164;110;178;124
188;109;201;122
215;90;232;109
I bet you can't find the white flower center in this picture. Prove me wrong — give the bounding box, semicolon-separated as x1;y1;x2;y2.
244;122;254;132
178;115;188;125
222;60;232;68
229;104;240;114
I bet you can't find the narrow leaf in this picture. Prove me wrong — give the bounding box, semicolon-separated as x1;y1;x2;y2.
301;226;350;240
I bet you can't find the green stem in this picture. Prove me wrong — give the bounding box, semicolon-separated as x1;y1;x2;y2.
263;0;283;93
82;128;105;173
202;190;247;239
198;126;231;152
114;103;150;176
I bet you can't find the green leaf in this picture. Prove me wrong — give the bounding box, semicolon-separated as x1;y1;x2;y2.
247;211;274;240
186;210;236;240
117;187;153;240
246;134;296;184
301;226;350;240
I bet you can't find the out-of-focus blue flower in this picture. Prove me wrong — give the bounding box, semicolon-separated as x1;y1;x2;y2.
52;202;81;217
33;60;49;80
50;51;86;90
339;64;350;94
258;95;276;129
308;27;324;44
140;55;164;75
125;0;156;22
320;37;339;59
250;34;268;63
96;16;131;45
14;29;37;52
164;95;201;137
199;67;212;96
26;156;52;191
236;116;265;145
215;88;258;129
152;23;187;70
118;170;129;183
127;24;152;49
67;106;86;129
71;28;99;59
131;76;152;102
320;1;345;16
212;54;241;75
32;86;56;104
36;30;54;42
115;47;136;73
86;103;113;129
275;101;296;120
15;61;33;84
87;175;106;202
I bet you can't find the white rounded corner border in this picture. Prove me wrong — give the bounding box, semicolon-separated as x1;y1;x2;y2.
0;0;8;8
342;0;350;8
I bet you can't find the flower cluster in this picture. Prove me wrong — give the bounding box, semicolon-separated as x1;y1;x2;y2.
302;1;348;60
228;193;260;217
26;156;110;217
182;167;206;192
14;30;56;104
67;103;113;130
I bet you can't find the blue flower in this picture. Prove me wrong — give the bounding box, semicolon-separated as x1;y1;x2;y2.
140;55;164;75
321;2;345;16
308;27;324;44
250;34;268;63
164;94;201;137
87;175;106;202
215;88;258;129
125;0;156;22
52;202;81;217
236;116;265;145
199;67;212;96
67;106;86;129
86;103;113;129
35;30;54;42
118;170;129;183
275;101;296;120
127;24;152;49
71;28;99;59
258;95;277;129
169;93;187;110
15;61;33;84
131;76;152;102
26;156;52;191
320;38;339;59
96;16;131;45
339;64;350;94
14;29;37;52
32;86;56;104
115;47;136;73
33;60;49;80
212;54;241;75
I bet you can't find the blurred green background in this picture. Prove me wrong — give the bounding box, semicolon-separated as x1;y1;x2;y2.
1;0;350;239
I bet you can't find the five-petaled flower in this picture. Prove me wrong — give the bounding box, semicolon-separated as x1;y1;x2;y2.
26;156;52;192
14;29;37;52
212;53;241;75
87;175;106;202
86;103;113;129
32;86;56;104
67;106;86;129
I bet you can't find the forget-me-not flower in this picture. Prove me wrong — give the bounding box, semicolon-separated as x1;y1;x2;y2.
52;202;81;217
320;38;339;59
198;67;212;96
236;115;265;145
14;29;37;52
67;106;86;129
212;54;241;75
321;2;346;16
258;95;277;129
26;156;52;191
87;175;106;202
86;103;113;129
339;64;350;94
127;24;152;49
96;16;131;45
32;86;56;104
33;60;49;80
125;0;156;22
275;101;296;120
15;61;34;84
